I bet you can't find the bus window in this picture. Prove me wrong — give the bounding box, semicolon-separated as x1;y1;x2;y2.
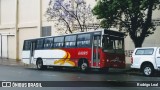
114;39;123;49
65;35;76;47
54;37;64;48
36;39;44;49
23;40;31;50
77;34;91;47
102;36;124;53
44;38;53;49
93;36;101;47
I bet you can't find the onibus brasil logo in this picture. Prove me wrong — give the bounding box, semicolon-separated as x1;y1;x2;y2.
1;82;42;87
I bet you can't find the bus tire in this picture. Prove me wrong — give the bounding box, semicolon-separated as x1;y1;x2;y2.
79;59;89;72
36;59;45;70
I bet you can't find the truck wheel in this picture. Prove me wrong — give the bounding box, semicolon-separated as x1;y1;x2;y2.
36;59;45;70
142;64;154;77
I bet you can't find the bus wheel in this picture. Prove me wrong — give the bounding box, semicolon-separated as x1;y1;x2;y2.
79;61;89;72
36;59;44;70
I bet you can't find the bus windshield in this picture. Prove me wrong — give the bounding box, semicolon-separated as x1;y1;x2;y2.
102;35;124;53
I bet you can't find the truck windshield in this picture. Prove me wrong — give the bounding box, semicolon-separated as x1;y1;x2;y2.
102;35;124;53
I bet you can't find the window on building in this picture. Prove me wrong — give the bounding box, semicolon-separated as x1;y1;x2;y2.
36;39;44;49
41;26;51;37
153;19;160;26
65;35;76;47
44;38;54;49
77;34;91;47
54;37;64;48
23;40;31;50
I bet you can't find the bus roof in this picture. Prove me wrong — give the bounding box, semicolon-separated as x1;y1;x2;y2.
24;28;124;41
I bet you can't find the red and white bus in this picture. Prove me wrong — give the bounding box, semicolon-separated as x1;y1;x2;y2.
22;29;125;72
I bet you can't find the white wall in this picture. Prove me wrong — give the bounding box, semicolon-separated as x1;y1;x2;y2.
42;0;57;36
143;26;160;47
8;35;16;59
19;28;39;59
18;0;39;25
152;9;160;19
0;0;16;25
42;0;50;22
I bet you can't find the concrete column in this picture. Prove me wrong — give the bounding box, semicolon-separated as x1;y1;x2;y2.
39;0;42;37
15;0;19;61
0;0;1;25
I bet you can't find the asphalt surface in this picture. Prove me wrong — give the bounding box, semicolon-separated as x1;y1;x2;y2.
0;59;160;90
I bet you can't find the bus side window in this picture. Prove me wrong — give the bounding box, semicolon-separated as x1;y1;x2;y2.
77;34;91;47
54;37;64;48
65;35;76;48
36;39;44;49
44;38;53;49
23;41;31;50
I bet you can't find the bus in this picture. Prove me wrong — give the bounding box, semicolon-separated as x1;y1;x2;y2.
22;29;125;72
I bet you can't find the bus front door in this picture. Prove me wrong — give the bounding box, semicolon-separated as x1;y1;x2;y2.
92;35;101;68
29;41;36;64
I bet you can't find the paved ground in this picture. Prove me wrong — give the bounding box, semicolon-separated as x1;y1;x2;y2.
0;64;160;90
0;58;160;90
0;59;23;66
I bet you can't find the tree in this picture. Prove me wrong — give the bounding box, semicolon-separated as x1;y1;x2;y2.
46;0;99;34
92;0;160;47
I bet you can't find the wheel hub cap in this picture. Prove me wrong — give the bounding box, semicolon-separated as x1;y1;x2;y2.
38;61;42;68
144;67;151;75
81;63;87;70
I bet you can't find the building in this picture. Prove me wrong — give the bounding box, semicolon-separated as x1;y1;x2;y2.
0;0;55;60
0;0;160;64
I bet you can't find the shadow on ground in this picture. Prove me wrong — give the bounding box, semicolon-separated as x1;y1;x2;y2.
24;66;160;77
126;69;160;77
25;66;129;75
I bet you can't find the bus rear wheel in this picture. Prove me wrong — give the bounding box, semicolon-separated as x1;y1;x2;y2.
79;60;89;72
36;59;46;70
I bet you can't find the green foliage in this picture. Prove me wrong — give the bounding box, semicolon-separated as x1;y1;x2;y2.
92;0;160;47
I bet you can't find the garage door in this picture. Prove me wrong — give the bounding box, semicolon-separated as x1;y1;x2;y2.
0;35;8;58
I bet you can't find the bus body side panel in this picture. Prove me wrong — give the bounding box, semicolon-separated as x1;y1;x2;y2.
90;48;125;69
99;48;108;68
105;53;125;68
22;50;30;64
63;48;92;67
33;48;92;67
33;48;125;68
34;49;71;66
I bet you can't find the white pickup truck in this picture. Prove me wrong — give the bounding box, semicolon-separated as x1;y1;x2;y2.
131;47;160;76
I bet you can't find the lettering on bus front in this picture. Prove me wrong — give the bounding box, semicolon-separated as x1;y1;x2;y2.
78;51;88;55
